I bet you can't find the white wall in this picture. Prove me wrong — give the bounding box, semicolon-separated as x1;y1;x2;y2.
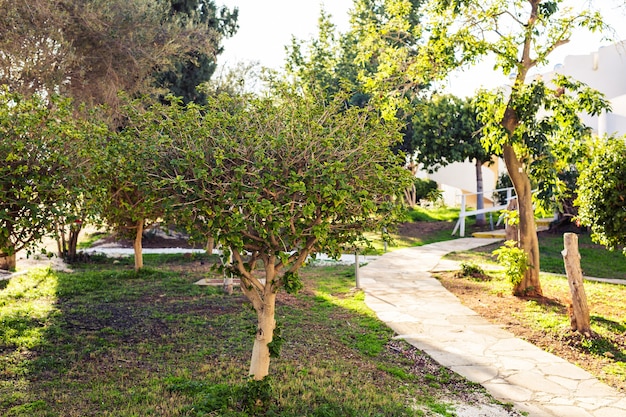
425;159;502;207
558;42;626;99
419;42;626;204
545;41;626;136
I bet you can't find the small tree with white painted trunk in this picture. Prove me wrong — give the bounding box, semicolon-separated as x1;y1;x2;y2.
155;90;410;379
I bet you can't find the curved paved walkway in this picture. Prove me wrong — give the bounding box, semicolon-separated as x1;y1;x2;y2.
360;238;626;417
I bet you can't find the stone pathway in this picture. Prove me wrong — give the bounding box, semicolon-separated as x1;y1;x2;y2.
360;238;626;417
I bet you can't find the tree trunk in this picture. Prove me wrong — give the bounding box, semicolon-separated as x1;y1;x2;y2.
55;221;66;258
206;236;215;254
505;198;519;242
249;292;277;380
404;183;416;208
0;247;16;271
561;233;591;335
133;219;144;271
67;224;82;259
475;158;485;226
55;221;82;260
503;144;542;297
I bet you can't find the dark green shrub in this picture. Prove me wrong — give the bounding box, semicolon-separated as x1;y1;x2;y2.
414;178;439;201
493;173;513;205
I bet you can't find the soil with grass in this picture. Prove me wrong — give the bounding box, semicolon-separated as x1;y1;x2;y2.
437;269;626;392
79;219;626;403
434;232;626;393
1;254;523;416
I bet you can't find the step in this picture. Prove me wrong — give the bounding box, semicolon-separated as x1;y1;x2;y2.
472;224;550;239
535;218;554;228
472;229;505;239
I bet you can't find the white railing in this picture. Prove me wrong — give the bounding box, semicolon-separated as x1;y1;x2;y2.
452;187;516;237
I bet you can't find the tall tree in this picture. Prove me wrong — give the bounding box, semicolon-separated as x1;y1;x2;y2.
350;0;436;119
156;0;239;104
0;1;70;96
89;99;167;271
287;10;349;100
0;89;93;270
0;0;228;113
409;94;493;223
151;89;410;380
419;0;612;297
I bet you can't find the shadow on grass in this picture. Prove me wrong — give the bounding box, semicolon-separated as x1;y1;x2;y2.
592;315;626;334
1;259;515;417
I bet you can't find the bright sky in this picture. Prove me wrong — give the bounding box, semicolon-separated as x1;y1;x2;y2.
218;1;351;70
217;1;626;97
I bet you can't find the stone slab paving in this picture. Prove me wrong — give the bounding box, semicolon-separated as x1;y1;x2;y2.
360;238;626;417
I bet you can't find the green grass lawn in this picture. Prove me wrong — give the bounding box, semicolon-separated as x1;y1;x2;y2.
538;233;626;279
446;231;626;281
404;206;461;223
362;206;464;254
0;254;508;416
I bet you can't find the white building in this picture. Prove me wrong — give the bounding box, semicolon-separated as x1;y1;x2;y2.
420;159;504;209
423;41;626;209
545;41;626;136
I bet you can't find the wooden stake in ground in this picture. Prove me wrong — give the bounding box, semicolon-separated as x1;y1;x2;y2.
561;233;591;335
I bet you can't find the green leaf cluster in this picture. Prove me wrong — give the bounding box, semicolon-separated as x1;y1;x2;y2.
0;89;95;256
476;75;610;211
576;137;626;252
493;240;529;288
84;88;408;297
409;94;491;172
88;96;168;241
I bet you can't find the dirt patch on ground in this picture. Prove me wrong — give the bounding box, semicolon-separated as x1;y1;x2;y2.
437;272;626;392
396;221;453;238
91;228;202;249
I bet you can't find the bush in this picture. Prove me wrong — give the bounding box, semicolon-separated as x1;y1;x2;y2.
456;262;490;280
493;240;529;288
493;173;513;205
577;137;626;252
414;178;439;201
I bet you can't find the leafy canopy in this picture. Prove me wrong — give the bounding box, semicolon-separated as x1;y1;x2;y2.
477;75;609;209
150;89;411;286
0;89;93;255
409;94;490;172
576;137;626;252
0;0;233;114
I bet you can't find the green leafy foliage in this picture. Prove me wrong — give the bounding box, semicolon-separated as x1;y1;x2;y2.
0;89;93;260
457;262;487;280
350;0;431;118
285;9;359;104
282;271;303;295
409;95;491;172
493;240;529;288
90;99;165;238
476;75;609;211
576;137;626;252
153;89;411;286
413;178;439;201
493;173;513;205
267;323;285;359
155;0;239;105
